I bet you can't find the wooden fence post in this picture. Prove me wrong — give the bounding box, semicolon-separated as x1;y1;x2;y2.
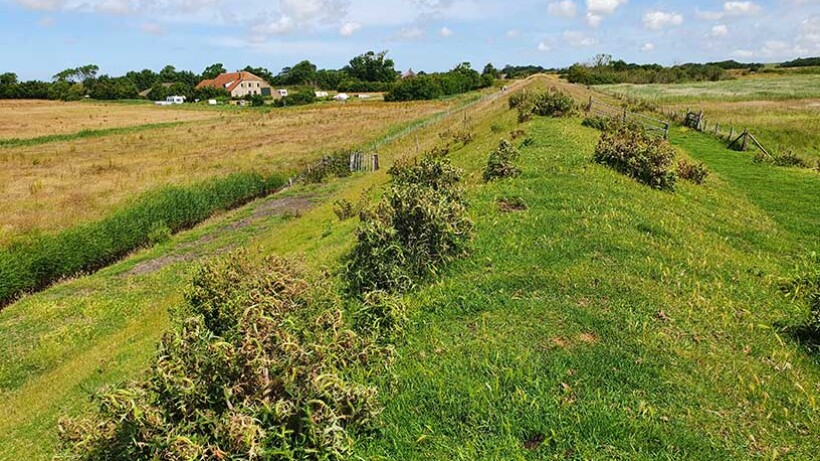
729;127;734;141
372;154;379;171
623;107;628;122
415;133;420;153
741;130;749;151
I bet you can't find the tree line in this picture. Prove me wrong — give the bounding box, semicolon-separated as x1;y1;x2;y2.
562;54;774;85
0;51;516;102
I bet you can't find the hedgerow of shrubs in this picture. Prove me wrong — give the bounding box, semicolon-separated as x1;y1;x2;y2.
677;159;710;184
59;252;385;460
0;172;285;307
344;147;472;296
581;115;611;131
484;139;521;182
593;124;678;191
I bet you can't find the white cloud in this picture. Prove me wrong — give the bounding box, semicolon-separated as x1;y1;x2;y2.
94;0;131;15
696;2;761;21
563;30;597;46
640;42;655;52
37;15;55;26
395;26;425;40
642;11;683;30
338;22;361;36
439;26;453;37
723;1;761;15
506;29;521;38
252;16;296;35
140;22;165;36
14;0;65;11
731;49;755;57
711;24;729;37
586;0;627;15
586;12;603;27
538;40;553;51
585;0;626;27
548;0;577;18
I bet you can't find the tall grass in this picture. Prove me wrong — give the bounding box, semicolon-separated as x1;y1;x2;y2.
0;172;285;307
0;121;186;148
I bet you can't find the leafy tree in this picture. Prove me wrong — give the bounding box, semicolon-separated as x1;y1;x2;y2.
124;69;160;92
482;63;498;77
53;64;99;83
202;63;226;79
280;60;318;85
242;65;274;84
344;50;398;83
0;72;18;86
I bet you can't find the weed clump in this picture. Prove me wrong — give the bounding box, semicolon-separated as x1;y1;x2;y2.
59;252;384;460
498;196;528;213
484;139;521;182
344;148;472;296
594;124;677;191
677;159;710;184
781;253;820;344
333;199;356;221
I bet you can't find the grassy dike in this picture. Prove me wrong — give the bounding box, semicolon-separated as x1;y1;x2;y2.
0;78;531;460
2;76;818;459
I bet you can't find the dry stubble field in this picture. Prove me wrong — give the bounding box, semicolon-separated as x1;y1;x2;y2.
0;98;456;245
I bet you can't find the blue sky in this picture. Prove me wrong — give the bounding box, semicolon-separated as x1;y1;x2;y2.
1;0;818;80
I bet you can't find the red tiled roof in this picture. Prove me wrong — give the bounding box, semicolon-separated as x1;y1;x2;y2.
196;71;265;92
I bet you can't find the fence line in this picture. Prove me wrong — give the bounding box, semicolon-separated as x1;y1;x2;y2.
587;97;670;139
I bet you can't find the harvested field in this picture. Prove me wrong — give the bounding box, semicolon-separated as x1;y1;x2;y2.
0;100;216;140
0;98;457;244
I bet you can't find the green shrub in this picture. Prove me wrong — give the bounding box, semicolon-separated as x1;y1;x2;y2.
344;148;472;296
305;151;353;183
333;199;356;221
677;159;710;184
773;150;809;168
508;91;530;109
439;128;475;146
0;172;285;307
274;88;316;107
594;125;677;191
530;90;575;117
353;290;408;340
484;139;521;182
59;252;384;460
582;116;611;131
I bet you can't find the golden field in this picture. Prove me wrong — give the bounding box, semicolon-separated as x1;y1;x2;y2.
0;100;217;140
0;98;458;245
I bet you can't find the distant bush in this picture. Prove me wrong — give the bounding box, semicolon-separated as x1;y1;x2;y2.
385;63;491;101
274;88;316;107
594;125;677;191
59;252;384;460
484;139;521;182
508;91;530;110
440;128;475;146
509;129;526;139
0;172;285;307
530;90;575;117
344;148;472;295
677;159;710;184
305;151;353;183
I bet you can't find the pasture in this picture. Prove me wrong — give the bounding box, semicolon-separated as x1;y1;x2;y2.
598;74;820;158
0;97;458;245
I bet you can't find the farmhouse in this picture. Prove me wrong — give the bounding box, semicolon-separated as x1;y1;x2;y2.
196;71;272;98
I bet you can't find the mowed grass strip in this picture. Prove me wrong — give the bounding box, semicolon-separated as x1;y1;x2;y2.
354;114;819;459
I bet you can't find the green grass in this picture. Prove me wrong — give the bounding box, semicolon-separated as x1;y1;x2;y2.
353;115;819;459
1;78;818;459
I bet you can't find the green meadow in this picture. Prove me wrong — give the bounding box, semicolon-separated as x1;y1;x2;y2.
1;76;818;459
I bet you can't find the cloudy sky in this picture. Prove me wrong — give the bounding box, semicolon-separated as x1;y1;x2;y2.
1;0;818;80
